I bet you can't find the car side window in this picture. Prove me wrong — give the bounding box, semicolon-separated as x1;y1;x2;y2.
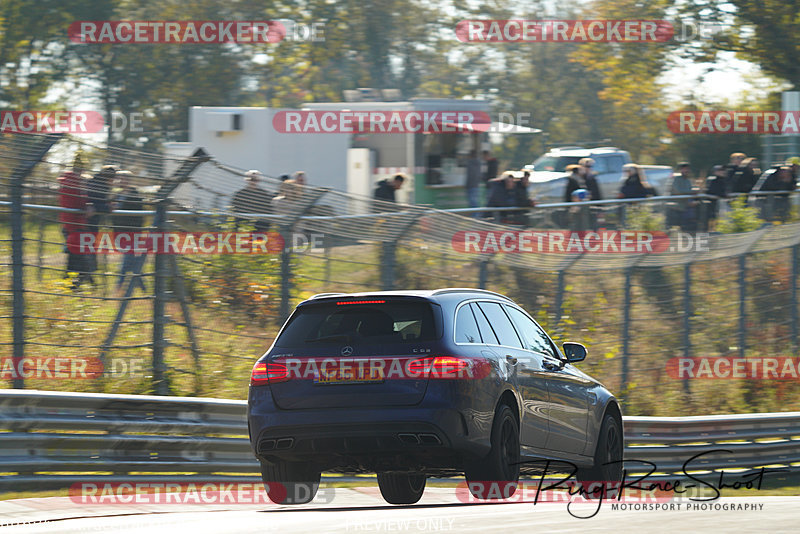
476;302;523;349
504;305;557;358
454;304;481;344
592;156;608;174
607;155;625;174
470;303;499;345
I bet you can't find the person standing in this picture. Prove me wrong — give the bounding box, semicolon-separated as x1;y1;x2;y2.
565;164;601;202
112;170;146;292
231;170;274;231
732;157;760;194
668;162;697;230
578;158;600;198
86;165;117;280
786;157;800;181
373;174;405;211
58;152;95;288
513;171;536;225
486;172;518;224
757;165;796;221
465;149;482;213
272;179;304;217
704;165;728;229
482;150;498;182
618;164;657;199
87;165;117;231
726;152;746;195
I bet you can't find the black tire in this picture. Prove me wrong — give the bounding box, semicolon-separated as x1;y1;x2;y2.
577;413;624;498
464;404;520;500
260;460;321;504
377;472;426;505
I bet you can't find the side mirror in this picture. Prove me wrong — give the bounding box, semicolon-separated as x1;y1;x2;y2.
562;342;587;363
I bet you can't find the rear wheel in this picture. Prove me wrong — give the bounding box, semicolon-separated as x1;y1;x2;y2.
260;460;321;504
377;472;426;504
464;404;520;500
577;413;623;498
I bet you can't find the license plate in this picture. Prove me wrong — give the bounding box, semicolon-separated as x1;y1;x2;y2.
314;364;385;384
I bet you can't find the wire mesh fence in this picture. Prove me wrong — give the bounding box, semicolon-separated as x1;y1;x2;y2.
2;132;800;415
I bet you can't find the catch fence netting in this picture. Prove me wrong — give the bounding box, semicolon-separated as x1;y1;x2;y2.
2;132;799;414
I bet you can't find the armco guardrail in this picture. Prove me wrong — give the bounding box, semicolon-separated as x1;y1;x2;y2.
0;390;254;491
1;390;799;491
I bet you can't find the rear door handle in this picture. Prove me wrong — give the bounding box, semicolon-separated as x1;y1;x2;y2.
506;355;518;365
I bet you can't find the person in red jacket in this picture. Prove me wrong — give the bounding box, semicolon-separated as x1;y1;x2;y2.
59;151;95;288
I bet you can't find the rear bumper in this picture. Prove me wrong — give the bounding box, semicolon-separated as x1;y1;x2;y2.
247;386;494;473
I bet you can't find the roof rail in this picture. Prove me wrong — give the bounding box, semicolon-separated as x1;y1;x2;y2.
431;288;512;301
309;292;347;299
551;146;583;151
592;146;620;151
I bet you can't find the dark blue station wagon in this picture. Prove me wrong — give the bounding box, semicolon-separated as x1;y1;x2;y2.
248;288;623;504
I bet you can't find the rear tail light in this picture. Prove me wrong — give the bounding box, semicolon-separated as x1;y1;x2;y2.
250;361;290;385
407;356;489;379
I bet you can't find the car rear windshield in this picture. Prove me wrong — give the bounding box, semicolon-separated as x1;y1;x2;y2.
275;300;438;347
532;155;582;172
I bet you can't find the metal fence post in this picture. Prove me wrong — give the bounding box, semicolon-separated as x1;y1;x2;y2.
792;245;799;350
697;198;708;232
766;194;775;222
478;257;490;289
99;148;210;368
10;159;25;390
764;134;773;167
168;256;202;395
377;214;420;291
324;233;331;286
683;262;692;394
10;133;62;389
279;226;292;321
739;254;747;358
152;200;169;395
149;150;211;396
275;187;330;320
621;267;632;393
554;270;566;324
36;219;45;282
380;241;396;291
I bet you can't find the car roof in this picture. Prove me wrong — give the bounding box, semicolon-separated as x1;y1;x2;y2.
544;147;625;157
302;288;512;305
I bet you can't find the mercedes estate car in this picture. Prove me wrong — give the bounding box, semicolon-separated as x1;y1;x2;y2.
247;288;622;505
